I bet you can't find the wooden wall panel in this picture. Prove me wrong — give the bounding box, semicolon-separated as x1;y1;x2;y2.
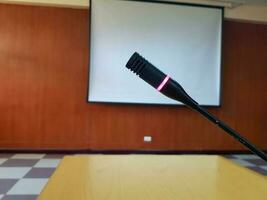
0;4;266;151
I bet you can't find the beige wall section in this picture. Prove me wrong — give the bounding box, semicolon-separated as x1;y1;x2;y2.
1;0;267;23
225;5;267;23
0;0;89;9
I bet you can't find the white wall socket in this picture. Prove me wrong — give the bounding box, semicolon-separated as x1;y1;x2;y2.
144;136;152;142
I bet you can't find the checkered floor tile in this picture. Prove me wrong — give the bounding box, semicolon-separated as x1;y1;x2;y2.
0;153;266;200
0;154;63;200
225;154;267;176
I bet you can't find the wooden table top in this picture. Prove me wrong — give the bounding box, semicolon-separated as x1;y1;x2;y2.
38;155;267;200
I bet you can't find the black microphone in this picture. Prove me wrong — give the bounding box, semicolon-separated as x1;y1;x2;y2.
126;52;198;109
126;52;267;162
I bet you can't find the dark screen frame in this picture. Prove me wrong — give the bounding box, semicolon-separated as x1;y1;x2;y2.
87;0;225;107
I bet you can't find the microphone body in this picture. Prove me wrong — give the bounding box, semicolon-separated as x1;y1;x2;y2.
126;52;267;162
126;52;198;108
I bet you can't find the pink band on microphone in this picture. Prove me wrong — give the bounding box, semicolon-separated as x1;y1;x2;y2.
157;75;170;91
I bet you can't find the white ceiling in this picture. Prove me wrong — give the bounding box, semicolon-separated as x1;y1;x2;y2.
0;0;266;22
215;0;267;4
157;0;267;23
160;0;267;8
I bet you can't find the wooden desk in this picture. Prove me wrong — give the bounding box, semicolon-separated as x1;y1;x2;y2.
37;155;267;200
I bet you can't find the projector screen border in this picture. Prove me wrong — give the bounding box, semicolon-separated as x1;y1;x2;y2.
87;0;224;107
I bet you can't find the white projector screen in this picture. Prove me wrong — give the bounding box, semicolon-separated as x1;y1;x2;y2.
89;0;223;106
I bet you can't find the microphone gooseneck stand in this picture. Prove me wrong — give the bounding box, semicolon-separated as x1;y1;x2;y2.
126;52;267;162
193;103;267;162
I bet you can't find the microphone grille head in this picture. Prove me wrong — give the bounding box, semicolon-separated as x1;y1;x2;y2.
126;52;168;89
126;52;147;75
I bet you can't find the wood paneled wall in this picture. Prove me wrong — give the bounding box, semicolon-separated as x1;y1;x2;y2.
0;4;266;151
